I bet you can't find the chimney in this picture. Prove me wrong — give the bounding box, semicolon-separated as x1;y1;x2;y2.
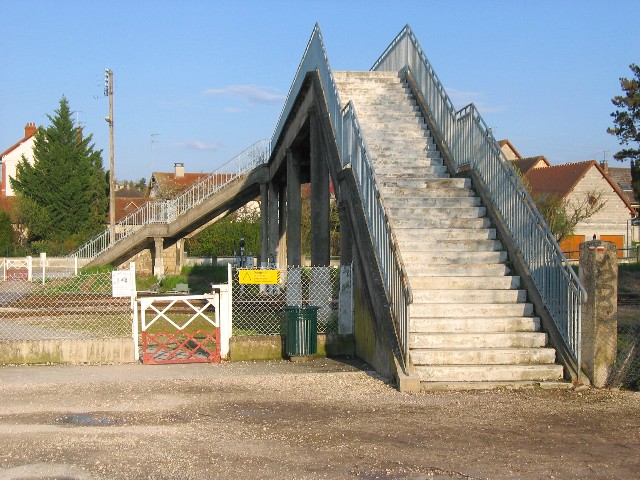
174;162;184;178
24;122;37;138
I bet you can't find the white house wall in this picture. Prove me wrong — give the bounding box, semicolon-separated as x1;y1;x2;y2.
2;137;35;196
569;167;633;244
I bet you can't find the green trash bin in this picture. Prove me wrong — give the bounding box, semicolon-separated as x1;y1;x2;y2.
284;305;319;357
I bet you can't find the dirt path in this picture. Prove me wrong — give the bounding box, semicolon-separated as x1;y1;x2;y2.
0;360;638;479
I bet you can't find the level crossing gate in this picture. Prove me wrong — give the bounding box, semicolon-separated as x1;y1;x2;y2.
137;294;221;365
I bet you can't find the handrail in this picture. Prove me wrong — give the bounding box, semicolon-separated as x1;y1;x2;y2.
372;24;585;366
271;24;344;155
342;102;412;365
70;139;271;261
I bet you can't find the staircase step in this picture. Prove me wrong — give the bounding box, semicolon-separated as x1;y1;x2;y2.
410;331;546;349
388;206;486;219
411;348;557;366
398;239;501;252
386;188;475;198
391;217;491;229
411;316;540;333
412;289;527;304
410;303;534;317
379;177;471;190
405;264;509;277
408;276;520;290
402;250;506;265
395;227;496;241
384;197;481;209
414;364;564;383
375;165;448;176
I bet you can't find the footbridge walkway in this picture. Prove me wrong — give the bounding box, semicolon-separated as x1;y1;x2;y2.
70;25;586;390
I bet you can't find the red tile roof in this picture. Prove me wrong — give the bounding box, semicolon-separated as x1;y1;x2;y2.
512;156;551;175
525;160;635;214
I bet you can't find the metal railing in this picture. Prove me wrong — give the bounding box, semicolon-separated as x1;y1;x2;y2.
342;103;412;364
70;139;271;261
270;25;412;367
271;24;344;155
372;25;586;366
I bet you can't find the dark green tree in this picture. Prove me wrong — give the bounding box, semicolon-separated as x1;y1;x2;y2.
0;210;16;256
10;97;108;248
608;64;640;205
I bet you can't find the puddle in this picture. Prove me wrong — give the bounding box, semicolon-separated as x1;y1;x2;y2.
60;413;116;427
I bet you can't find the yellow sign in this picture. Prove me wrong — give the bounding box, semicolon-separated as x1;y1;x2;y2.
238;269;280;285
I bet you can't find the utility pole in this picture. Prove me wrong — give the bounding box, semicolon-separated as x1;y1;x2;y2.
104;68;115;241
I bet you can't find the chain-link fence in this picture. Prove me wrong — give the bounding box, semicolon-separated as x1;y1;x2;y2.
232;266;343;336
612;296;640;390
0;271;131;341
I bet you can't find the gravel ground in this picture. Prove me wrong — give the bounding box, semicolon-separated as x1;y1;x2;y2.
0;359;638;480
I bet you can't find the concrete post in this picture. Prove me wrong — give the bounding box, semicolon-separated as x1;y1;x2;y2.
153;237;165;278
260;182;269;268
579;240;618;387
268;182;279;267
175;238;185;274
278;184;287;273
338;202;352;267
310;110;330;267
286;149;301;267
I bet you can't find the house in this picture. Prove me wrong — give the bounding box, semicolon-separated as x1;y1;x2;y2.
511;155;551;175
0;123;37;197
600;161;639;212
513;158;636;258
114;187;147;223
149;163;219;199
499;139;523;160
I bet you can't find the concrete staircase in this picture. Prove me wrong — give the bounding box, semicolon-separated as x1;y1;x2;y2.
334;71;565;388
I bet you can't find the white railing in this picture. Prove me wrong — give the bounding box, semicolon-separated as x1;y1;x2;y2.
70;139;271;261
371;25;585;367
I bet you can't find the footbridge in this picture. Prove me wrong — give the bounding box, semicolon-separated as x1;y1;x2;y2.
71;25;586;390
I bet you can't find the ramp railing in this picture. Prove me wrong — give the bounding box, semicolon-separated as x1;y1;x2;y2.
70;139;270;261
371;25;585;367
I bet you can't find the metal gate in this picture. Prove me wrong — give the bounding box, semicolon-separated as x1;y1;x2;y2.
138;295;221;364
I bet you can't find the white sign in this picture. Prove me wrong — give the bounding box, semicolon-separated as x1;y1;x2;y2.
112;270;133;298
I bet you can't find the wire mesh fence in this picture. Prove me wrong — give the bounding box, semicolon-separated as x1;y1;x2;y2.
232;266;342;336
0;271;131;341
611;297;640;390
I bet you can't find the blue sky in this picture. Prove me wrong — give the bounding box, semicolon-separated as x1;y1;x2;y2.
1;0;638;182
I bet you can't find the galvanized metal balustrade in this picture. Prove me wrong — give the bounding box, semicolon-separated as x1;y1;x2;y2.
69;140;271;261
276;24;585;373
371;25;586;368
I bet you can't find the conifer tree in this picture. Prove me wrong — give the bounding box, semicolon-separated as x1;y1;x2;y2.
10;96;108;247
608;64;640;206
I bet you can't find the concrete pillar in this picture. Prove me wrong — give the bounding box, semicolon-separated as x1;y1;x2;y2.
310;110;330;267
153;237;165;278
338;202;352;267
278;183;287;269
579;240;618;387
175;238;185;273
260;182;269;268
268;182;279;267
286;149;301;267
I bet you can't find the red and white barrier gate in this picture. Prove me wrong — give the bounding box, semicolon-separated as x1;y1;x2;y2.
137;295;221;365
